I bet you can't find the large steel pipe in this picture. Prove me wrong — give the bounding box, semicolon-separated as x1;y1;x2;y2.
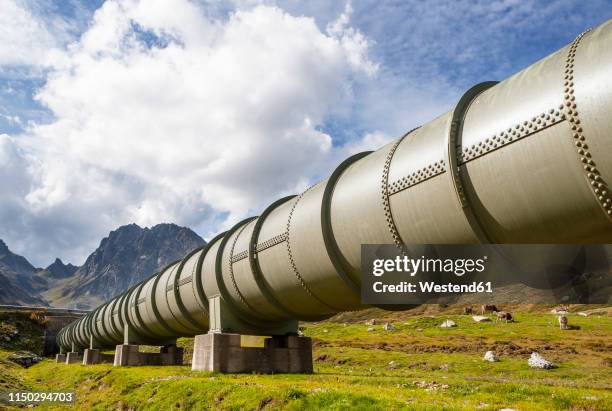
59;21;612;351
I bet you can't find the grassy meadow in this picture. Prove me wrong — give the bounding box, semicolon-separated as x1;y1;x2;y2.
1;307;611;410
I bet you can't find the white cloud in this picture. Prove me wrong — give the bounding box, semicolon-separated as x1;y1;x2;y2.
1;0;377;265
0;0;54;66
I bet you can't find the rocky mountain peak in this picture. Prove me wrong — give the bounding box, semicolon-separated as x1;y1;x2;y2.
60;223;205;306
44;258;78;279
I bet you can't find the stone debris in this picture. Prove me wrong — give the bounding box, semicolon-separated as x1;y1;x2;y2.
388;360;399;369
383;322;396;331
472;315;491;322
528;352;557;369
367;327;375;332
8;351;42;368
413;380;449;391
483;351;499;362
577;312;588;317
440;319;456;328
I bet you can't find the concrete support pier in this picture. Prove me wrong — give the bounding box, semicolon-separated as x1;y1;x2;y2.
191;333;313;373
113;344;183;366
65;352;83;364
83;349;114;365
55;353;66;363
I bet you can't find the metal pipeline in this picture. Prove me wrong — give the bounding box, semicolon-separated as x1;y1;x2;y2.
58;20;612;350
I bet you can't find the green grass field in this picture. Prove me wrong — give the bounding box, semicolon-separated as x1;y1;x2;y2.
1;309;611;410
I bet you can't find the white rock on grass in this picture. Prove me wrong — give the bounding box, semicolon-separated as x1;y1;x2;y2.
528;352;557;369
483;351;498;362
367;327;375;332
440;319;456;328
383;323;396;331
472;315;491;322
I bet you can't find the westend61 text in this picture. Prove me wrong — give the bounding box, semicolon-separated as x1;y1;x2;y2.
373;281;493;294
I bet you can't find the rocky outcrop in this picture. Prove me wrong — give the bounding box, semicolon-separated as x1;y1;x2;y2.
49;223;205;307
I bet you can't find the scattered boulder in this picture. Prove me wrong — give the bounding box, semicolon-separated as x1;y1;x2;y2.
367;327;375;332
383;323;396;331
472;315;491;322
388;360;399;369
528;352;557;369
439;319;456;328
577;312;588;317
8;351;42;368
413;381;449;391
483;351;499;362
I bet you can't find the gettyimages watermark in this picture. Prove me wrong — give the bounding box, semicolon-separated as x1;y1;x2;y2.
361;244;612;304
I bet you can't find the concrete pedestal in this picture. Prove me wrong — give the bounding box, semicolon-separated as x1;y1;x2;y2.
113;344;183;366
83;348;114;365
65;352;83;364
55;353;66;363
191;333;313;373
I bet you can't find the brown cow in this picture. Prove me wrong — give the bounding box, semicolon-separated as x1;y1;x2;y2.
480;304;498;315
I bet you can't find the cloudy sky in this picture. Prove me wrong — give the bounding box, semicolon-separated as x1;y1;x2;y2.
1;0;610;266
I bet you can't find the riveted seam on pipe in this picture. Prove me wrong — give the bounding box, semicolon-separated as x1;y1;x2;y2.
564;29;612;219
133;282;158;338
230;250;249;263
458;109;565;164
173;245;208;330
381;127;420;252
193;232;227;313
163;263;196;331
122;284;148;343
228;220;262;315
248;195;326;322
255;233;288;253
150;268;183;335
321;151;372;294
445;81;498;243
388;108;566;196
215;217;273;326
286;188;343;312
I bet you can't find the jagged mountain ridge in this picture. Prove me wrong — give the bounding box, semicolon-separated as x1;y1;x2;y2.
45;223;205;308
0;240;47;305
42;258;78;279
1;223;205;308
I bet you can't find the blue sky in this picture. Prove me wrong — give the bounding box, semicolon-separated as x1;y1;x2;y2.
0;0;611;266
